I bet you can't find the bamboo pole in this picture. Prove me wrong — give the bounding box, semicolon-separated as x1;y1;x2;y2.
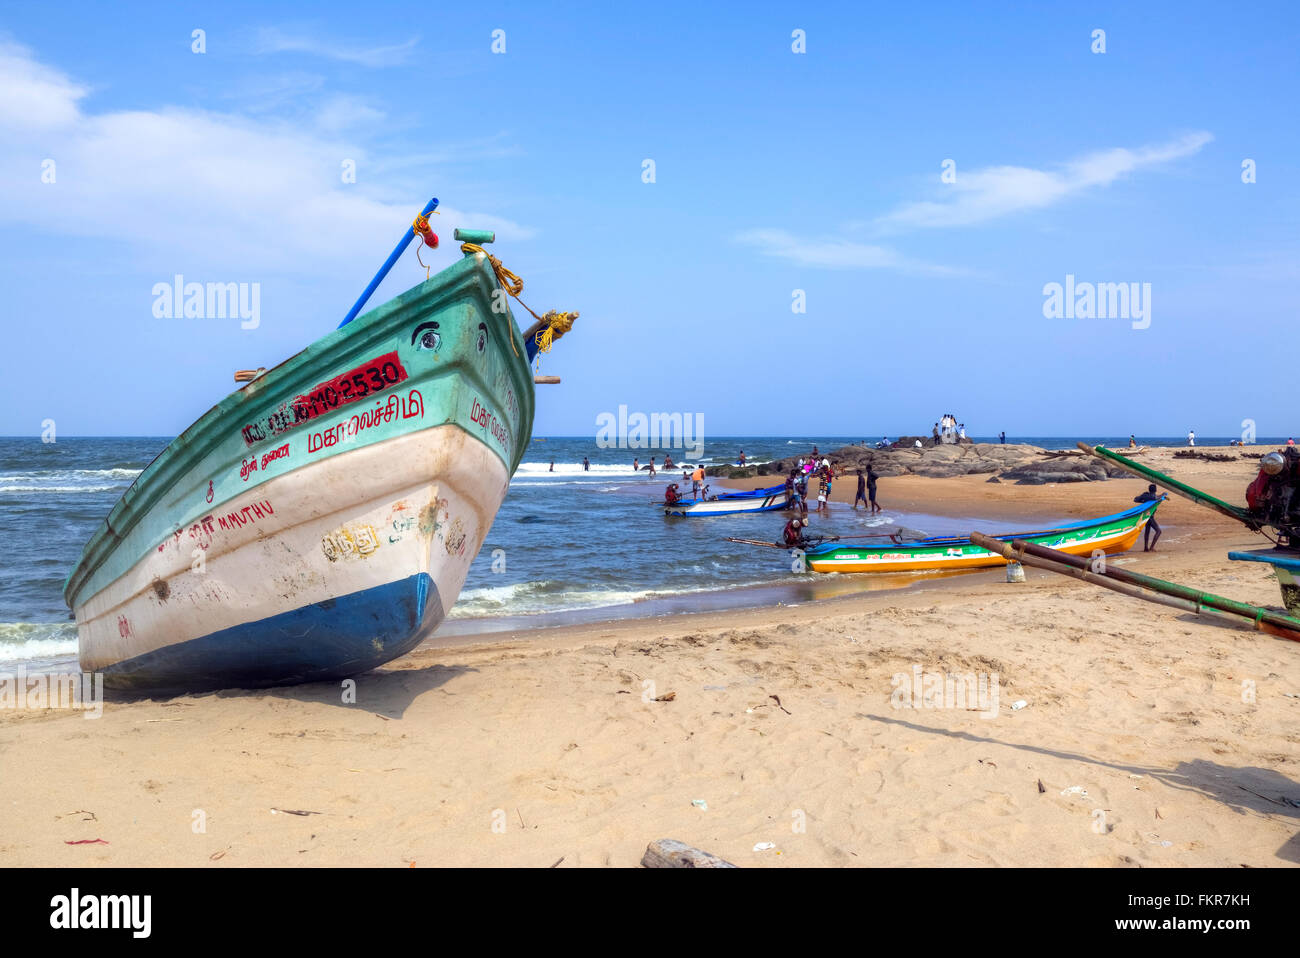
1079;443;1254;526
1005;536;1300;633
725;537;783;549
969;532;1300;642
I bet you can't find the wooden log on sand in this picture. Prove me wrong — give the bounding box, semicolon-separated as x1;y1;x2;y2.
641;839;738;868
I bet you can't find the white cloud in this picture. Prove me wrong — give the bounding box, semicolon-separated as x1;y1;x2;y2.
734;228;969;276
0;42;532;274
253;28;420;67
874;132;1213;232
0;39;88;130
313;94;387;133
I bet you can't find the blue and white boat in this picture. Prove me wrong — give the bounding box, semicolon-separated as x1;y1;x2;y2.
664;483;790;517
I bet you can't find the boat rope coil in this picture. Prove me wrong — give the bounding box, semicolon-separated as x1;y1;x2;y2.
459;242;578;363
533;310;577;355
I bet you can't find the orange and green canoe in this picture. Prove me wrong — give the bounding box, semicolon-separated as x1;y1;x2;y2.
802;501;1160;574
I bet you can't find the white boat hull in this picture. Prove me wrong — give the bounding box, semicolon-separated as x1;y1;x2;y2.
76;426;507;690
664;489;789;517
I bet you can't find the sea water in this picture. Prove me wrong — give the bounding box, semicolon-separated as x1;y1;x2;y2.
0;435;1271;667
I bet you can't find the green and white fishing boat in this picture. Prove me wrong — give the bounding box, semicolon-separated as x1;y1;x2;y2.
63;199;576;691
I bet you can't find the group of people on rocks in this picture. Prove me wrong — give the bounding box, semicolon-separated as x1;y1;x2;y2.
933;415;966;445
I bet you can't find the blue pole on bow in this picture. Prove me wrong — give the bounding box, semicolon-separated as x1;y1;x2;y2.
338;196;439;328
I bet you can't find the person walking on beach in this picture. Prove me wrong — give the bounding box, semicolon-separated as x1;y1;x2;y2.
795;469;809;517
691;465;705;500
583;456;590;471
854;468;868;509
933;424;941;446
999;431;1006;445
1187;430;1195;447
738;449;746;466
1134;483;1167;551
785;470;801;512
1129;435;1136;448
867;465;881;514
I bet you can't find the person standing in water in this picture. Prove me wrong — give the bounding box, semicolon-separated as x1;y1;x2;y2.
583;456;590;471
1134;483;1167;551
738;449;746;466
633;457;639;472
854;468;868;509
549;460;554;472
867;465;881;514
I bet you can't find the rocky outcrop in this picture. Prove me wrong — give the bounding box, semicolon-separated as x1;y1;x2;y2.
730;443;1131;483
997;458;1130;484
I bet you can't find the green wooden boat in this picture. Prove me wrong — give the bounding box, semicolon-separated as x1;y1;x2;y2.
64;201;574;691
801;501;1160;573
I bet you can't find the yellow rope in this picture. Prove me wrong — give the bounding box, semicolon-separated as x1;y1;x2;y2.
533;310;578;355
459;243;579;363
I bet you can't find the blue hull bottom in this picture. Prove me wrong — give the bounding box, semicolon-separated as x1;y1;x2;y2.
101;573;445;693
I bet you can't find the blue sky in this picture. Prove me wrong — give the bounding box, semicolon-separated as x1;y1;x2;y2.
1;1;1296;439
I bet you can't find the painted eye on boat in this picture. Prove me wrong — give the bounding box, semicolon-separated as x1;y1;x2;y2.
476;323;487;353
411;321;441;351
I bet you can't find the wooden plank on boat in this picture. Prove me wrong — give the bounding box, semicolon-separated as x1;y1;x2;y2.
641;839;738;868
533;375;561;384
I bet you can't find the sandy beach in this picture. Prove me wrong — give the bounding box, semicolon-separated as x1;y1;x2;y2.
3;446;1298;867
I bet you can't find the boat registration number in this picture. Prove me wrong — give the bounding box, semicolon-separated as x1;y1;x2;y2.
241;352;409;446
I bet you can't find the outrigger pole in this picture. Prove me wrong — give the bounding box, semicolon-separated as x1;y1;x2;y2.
970;532;1300;642
339;196;439;328
1078;443;1255;527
